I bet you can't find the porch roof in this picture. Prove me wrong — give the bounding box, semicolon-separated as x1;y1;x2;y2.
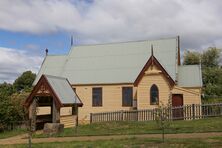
45;75;82;105
25;75;83;108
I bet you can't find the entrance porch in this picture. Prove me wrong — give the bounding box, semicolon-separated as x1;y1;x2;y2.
24;75;83;130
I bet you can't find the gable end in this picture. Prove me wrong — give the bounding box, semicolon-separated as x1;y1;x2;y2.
24;75;63;109
134;55;175;87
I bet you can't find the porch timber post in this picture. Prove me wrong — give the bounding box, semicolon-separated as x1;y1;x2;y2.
52;99;60;123
29;98;37;131
72;105;78;126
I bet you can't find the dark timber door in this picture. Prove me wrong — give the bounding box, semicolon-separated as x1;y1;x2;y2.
172;94;183;119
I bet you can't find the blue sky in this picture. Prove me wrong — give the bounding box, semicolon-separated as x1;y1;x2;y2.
0;30;71;55
0;0;222;83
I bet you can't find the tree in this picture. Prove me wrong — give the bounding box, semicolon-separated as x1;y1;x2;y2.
155;100;172;143
13;71;36;92
183;50;201;65
202;67;222;97
0;89;30;130
10;91;30;120
202;47;221;67
0;82;14;97
0;71;35;131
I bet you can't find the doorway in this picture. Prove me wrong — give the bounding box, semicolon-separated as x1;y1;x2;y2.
36;96;53;130
172;94;183;119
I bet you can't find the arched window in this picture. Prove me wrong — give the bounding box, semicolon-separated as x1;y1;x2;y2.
150;84;159;105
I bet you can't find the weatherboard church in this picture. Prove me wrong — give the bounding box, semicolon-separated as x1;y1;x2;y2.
25;36;202;128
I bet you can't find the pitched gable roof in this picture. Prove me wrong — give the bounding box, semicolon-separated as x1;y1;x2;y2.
134;52;175;86
25;75;83;109
178;65;202;87
34;37;179;85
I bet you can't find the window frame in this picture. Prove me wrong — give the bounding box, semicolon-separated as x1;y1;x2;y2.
92;87;102;107
150;84;159;105
122;87;133;107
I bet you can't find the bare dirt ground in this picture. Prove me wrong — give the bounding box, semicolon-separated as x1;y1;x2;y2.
0;132;222;145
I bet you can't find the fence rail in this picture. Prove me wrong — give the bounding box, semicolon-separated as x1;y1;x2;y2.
0;121;28;132
90;103;222;123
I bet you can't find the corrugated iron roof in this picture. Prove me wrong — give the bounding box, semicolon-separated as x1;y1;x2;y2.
45;75;82;104
34;55;67;85
178;65;202;87
34;37;179;85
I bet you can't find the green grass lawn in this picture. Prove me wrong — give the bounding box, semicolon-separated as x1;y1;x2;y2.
0;128;26;139
1;117;222;140
34;117;222;138
2;136;222;148
2;117;222;147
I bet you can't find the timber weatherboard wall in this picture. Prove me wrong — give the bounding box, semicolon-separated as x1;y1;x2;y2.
137;65;171;110
171;87;201;105
72;84;136;123
136;64;201;110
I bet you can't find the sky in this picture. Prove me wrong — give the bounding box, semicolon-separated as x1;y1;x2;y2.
0;0;222;83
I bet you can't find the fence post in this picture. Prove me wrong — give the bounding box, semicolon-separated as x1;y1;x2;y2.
220;104;222;115
121;110;124;121
90;113;92;124
192;104;195;120
28;119;32;148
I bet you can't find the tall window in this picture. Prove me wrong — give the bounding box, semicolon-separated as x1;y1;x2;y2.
150;84;159;105
92;87;102;107
122;87;133;107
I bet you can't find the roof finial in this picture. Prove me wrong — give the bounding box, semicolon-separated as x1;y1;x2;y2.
151;44;154;56
151;44;154;67
45;48;48;56
71;35;73;46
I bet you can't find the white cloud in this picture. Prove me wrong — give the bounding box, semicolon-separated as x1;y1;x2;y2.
0;0;222;50
0;47;43;83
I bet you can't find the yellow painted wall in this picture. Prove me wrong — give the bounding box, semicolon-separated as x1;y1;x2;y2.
36;107;73;116
137;65;171;109
60;115;77;128
36;107;51;115
136;65;201;109
37;65;201;124
60;107;72;116
171;87;202;105
73;84;135;123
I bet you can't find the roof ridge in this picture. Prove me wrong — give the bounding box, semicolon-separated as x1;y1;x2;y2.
71;36;178;47
44;74;67;80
